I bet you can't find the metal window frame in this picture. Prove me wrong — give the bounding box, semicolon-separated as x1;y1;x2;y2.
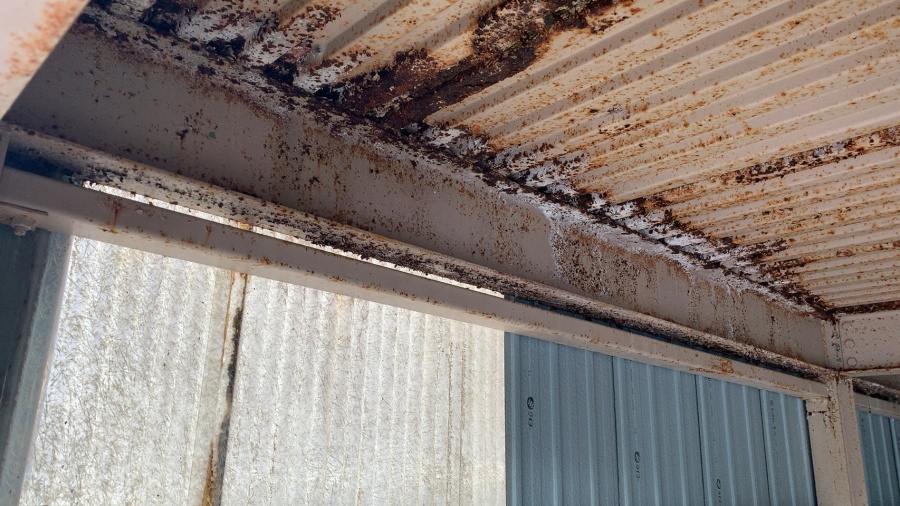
0;160;889;505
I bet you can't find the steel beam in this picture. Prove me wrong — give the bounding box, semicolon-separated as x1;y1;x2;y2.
806;379;869;506
838;310;900;369
4;12;837;368
0;167;830;399
4;124;844;381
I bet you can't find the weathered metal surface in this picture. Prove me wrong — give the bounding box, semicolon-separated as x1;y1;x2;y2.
838;310;900;370
507;333;817;505
806;379;870;505
8;13;844;372
6;13;840;372
17;236;505;504
77;0;900;313
0;167;834;396
224;276;505;504
0;0;90;117
2;127;842;379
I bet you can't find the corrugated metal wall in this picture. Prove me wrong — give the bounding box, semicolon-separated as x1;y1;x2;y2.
221;275;505;505
507;333;817;505
858;409;900;505
20;238;237;505
19;237;505;505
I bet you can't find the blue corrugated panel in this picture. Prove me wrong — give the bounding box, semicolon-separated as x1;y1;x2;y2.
507;333;818;505
614;357;704;505
858;410;900;505
506;334;619;505
759;389;817;505
697;377;769;505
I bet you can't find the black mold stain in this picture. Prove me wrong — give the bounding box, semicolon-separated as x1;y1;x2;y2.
140;0;198;35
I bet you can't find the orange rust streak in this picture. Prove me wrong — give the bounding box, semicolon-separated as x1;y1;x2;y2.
5;0;89;80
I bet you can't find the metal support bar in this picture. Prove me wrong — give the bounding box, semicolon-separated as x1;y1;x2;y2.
856;392;900;421
2;124;837;383
806;378;869;506
842;367;900;378
0;167;829;399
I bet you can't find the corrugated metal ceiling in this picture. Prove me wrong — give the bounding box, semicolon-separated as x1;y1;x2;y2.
83;0;900;313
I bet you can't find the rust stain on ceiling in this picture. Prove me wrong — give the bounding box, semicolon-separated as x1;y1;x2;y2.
80;0;900;314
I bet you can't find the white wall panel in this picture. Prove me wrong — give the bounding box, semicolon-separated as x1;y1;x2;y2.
221;275;505;505
20;238;237;505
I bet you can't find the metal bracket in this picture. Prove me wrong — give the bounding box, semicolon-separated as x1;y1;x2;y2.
0;201;47;237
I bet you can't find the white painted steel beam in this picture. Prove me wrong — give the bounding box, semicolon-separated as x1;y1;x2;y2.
835;311;900;369
0;0;89;116
806;379;869;506
3;124;832;378
846;369;900;379
0;167;830;399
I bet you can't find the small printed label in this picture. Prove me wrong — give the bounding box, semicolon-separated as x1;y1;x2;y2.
526;396;534;427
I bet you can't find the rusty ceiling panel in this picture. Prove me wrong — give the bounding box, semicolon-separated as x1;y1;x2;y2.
73;0;900;313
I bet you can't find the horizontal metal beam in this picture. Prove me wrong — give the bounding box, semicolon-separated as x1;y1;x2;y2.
3;124;836;379
838;310;900;369
843;367;900;378
4;14;836;369
0;167;829;399
856;393;900;420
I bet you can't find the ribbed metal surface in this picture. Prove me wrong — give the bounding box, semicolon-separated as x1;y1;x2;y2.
507;333;817;505
858;410;900;505
697;378;817;505
758;389;818;504
21;237;236;505
20;238;506;504
96;0;900;312
614;356;705;504
223;275;505;505
505;332;619;505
